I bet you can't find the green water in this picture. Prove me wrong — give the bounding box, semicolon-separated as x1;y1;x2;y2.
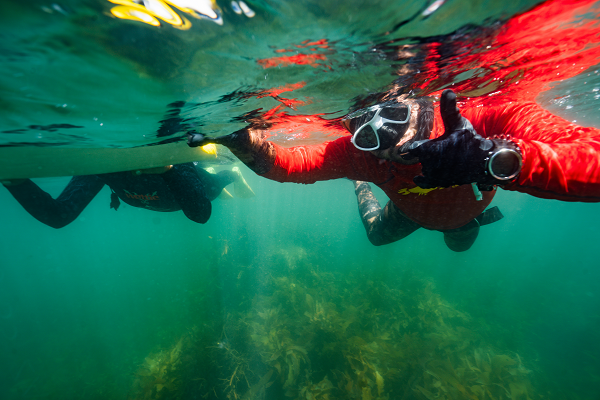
2;176;600;399
1;0;600;399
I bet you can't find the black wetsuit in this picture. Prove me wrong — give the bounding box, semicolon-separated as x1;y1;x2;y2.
5;163;237;228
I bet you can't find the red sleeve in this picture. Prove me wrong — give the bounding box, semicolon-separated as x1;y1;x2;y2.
262;136;387;184
463;102;600;202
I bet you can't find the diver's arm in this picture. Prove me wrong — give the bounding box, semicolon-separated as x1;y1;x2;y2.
463;102;600;202
3;175;105;228
188;129;363;183
263;138;368;184
161;163;211;224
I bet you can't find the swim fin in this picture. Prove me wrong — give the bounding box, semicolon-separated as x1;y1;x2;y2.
218;188;234;200
475;206;503;226
232;166;255;198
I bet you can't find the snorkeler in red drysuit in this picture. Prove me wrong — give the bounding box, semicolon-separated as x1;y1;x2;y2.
188;88;600;251
187;0;600;251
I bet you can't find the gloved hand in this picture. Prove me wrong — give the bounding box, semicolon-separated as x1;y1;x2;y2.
407;89;498;189
187;130;250;150
187;132;218;148
187;129;277;175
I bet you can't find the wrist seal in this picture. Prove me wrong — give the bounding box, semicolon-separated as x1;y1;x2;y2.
484;137;522;184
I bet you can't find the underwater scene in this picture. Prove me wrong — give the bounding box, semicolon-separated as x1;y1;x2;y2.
1;0;600;399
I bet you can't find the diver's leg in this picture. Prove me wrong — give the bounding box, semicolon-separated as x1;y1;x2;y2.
353;181;421;246
195;166;238;201
163;164;211;224
441;219;480;252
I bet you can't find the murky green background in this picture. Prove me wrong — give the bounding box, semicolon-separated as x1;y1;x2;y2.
1;0;600;399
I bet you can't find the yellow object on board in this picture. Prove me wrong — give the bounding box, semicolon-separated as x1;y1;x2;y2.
201;143;217;156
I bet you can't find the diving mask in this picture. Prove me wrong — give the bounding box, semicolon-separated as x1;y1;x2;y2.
342;102;411;151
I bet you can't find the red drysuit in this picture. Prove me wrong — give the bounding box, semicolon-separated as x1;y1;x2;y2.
261;101;600;231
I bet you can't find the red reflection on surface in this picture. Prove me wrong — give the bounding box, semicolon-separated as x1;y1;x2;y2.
256;82;306;98
255;82;308;109
258;53;329;69
412;0;600;106
295;39;330;48
240;81;346;142
258;39;333;70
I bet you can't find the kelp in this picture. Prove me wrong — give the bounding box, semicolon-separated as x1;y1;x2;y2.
128;254;541;400
130;338;185;399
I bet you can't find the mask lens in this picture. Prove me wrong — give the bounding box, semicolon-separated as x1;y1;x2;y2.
353;125;379;149
379;105;409;121
346;107;377;121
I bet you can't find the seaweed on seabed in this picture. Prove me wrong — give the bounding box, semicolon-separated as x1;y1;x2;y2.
127;325;230;400
128;259;541;400
240;265;540;400
129;336;185;399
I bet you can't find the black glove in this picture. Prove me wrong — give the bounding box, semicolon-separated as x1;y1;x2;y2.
187;130;247;150
187;130;277;175
187;132;218;148
407;89;521;189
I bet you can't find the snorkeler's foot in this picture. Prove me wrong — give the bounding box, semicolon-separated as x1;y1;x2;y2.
218;188;235;200
232;166;255;198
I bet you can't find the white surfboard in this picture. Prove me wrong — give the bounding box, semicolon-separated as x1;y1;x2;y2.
0;142;219;181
